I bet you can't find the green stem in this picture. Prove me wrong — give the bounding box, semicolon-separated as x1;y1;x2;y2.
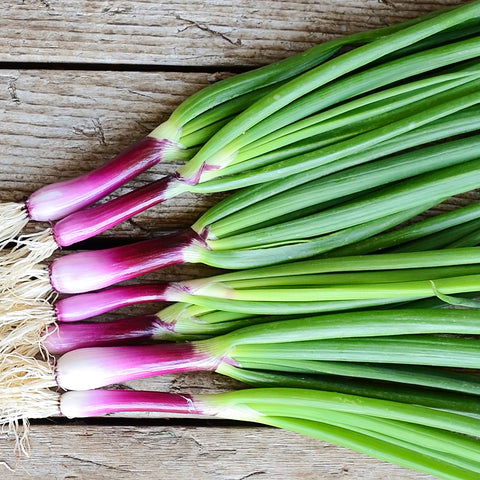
201;247;480;283
212;387;480;442
177;296;415;316
230;49;480;161
180;83;286;138
268;408;480;469
447;225;480;248
388;217;480;253
191;106;480;227
213;309;480;346
258;416;480;480
213;264;480;290
214;387;480;439
196;82;480;191
207;152;480;252
177;1;480;179
219;361;480;403
232;335;480;369
194;203;438;269
196;273;480;302
207;134;480;239
324;201;480;256
156;302;255;326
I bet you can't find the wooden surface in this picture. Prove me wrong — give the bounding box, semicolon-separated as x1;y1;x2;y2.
0;1;470;478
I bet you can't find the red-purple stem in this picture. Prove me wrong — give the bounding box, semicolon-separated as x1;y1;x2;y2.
44;314;162;354
26;137;172;222
55;343;219;390
60;390;206;418
53;174;178;247
55;284;171;322
49;229;202;294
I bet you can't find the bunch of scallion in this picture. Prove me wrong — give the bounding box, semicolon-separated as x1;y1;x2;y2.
28;151;480;298
2;244;479;357
5;3;480;479
5;200;480;358
6;306;480;479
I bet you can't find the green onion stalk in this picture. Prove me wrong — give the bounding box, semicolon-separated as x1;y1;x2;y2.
7;1;480;269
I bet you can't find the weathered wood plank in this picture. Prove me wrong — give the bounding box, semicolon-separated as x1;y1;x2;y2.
0;423;437;480
0;0;466;67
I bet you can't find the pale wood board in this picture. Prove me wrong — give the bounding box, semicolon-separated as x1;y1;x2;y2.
0;0;465;66
0;423;436;480
1;1;479;479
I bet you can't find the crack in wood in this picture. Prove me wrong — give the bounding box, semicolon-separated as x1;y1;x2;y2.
175;15;242;46
73;119;107;146
126;217;152;234
378;0;396;8
61;454;131;472
92;118;107;146
127;89;155;100
7;78;20;104
238;471;268;479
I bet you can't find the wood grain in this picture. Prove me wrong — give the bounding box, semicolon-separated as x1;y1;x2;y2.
0;69;228;236
1;0;465;67
0;423;437;480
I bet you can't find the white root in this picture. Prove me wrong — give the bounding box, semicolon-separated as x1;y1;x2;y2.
1;274;54;303
0;228;57;266
0;202;29;247
0;354;60;456
0;300;56;357
0;229;57;299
